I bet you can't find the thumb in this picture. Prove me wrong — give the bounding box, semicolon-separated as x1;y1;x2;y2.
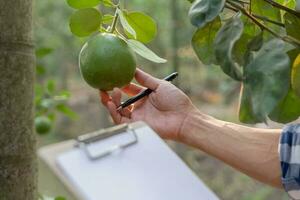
135;68;161;91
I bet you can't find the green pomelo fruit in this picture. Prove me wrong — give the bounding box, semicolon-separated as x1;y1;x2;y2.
79;33;136;91
35;116;52;135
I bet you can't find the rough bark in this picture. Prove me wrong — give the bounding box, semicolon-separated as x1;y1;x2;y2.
0;0;37;199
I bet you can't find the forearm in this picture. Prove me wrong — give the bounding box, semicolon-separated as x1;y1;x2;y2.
179;110;282;188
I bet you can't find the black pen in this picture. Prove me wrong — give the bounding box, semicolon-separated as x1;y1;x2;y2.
117;72;178;111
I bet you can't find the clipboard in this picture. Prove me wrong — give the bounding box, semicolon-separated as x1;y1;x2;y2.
38;121;219;200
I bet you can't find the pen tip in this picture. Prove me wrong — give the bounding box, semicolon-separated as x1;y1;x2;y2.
116;106;122;111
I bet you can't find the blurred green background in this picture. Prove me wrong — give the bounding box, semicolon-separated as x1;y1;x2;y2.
34;0;288;199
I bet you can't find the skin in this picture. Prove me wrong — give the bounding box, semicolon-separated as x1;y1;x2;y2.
100;68;283;188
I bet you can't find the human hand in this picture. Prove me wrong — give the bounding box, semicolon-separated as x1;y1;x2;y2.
99;68;197;141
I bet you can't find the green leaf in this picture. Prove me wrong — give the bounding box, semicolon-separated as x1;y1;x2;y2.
67;0;101;9
283;0;296;9
243;32;264;66
239;84;261;124
124;12;157;44
69;8;102;37
251;0;281;24
55;197;66;200
214;13;243;81
36;65;46;75
54;90;71;101
292;53;300;97
241;39;290;122
100;0;114;7
47;113;56;122
284;12;300;41
117;9;136;39
46;79;56;94
35;48;53;58
269;87;300;123
191;17;221;65
56;104;78;120
126;39;167;63
188;0;225;28
102;14;114;24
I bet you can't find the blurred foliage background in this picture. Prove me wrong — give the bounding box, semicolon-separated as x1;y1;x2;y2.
35;0;288;199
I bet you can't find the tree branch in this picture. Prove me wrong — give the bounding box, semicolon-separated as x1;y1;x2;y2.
252;14;285;27
263;0;300;18
227;0;300;47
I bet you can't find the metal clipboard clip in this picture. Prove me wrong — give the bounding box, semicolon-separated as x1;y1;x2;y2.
75;124;138;160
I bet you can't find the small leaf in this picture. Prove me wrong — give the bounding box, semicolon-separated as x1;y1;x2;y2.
36;65;46;75
67;0;101;9
55;197;66;200
191;17;221;65
69;8;102;37
124;12;157;43
126;39;167;63
54;90;71;101
100;0;114;7
117;9;136;38
188;0;225;28
102;14;114;24
46;79;56;94
241;39;290;122
214;13;243;81
35;48;53;58
56;104;78;120
269;87;300;123
292;54;300;97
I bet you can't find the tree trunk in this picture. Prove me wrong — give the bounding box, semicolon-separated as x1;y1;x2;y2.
0;0;37;199
170;0;180;87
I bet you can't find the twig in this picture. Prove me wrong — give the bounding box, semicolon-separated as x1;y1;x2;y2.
234;0;250;5
225;4;239;12
252;14;285;27
227;0;300;47
109;10;119;33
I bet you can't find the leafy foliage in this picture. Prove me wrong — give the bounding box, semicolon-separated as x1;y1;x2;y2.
35;48;77;135
126;39;167;63
214;13;243;81
192;17;221;65
241;39;290;122
189;0;300;123
66;0;166;64
188;0;225;28
124;12;157;43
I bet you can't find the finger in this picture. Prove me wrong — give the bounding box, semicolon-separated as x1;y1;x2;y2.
119;107;132;118
121;83;145;96
99;90;111;106
135;68;160;90
107;101;122;124
107;101;130;124
111;88;122;107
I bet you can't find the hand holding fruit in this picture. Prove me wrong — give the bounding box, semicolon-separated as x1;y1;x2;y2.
100;69;197;141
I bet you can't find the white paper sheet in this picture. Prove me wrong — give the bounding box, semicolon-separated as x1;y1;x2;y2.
56;125;219;200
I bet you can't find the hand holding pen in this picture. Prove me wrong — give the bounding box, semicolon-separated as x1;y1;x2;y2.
100;68;194;140
117;71;178;110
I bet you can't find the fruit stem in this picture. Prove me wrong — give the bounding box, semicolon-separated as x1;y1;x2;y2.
109;4;120;33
